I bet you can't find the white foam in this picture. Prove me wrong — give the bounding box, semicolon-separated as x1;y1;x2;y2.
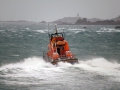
75;31;80;34
0;57;65;85
0;57;55;71
1;57;120;83
74;58;120;82
35;30;46;33
57;62;72;67
97;27;120;32
68;28;85;31
11;55;19;57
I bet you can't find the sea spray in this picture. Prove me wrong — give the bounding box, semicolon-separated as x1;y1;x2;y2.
0;57;55;71
74;58;120;82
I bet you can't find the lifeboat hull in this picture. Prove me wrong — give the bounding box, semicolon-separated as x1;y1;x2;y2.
43;52;78;65
51;58;78;65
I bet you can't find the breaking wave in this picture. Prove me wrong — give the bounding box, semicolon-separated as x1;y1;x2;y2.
74;58;120;82
96;27;120;32
0;57;55;71
0;57;120;85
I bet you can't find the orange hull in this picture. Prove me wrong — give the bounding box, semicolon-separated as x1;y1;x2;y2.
43;52;78;65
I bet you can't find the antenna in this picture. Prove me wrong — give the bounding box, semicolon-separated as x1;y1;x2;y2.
63;29;65;39
55;25;58;34
47;23;50;39
77;13;79;17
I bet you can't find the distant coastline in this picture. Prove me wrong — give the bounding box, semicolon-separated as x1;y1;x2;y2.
57;19;120;25
50;16;120;25
0;20;39;25
0;15;120;25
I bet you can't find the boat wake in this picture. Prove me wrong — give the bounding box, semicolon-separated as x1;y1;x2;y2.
0;57;55;71
0;57;120;85
74;58;120;82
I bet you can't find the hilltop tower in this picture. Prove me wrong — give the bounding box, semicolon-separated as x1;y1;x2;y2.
77;13;79;17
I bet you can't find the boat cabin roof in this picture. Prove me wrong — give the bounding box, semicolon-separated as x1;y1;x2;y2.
51;33;64;39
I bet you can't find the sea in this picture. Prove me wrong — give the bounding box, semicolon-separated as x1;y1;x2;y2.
0;22;120;90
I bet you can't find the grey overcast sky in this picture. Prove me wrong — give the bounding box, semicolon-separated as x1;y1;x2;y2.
0;0;120;22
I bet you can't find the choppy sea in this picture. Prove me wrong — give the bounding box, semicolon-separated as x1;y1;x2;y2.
0;22;120;90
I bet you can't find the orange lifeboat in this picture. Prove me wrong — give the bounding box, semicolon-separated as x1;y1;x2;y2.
43;27;78;65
